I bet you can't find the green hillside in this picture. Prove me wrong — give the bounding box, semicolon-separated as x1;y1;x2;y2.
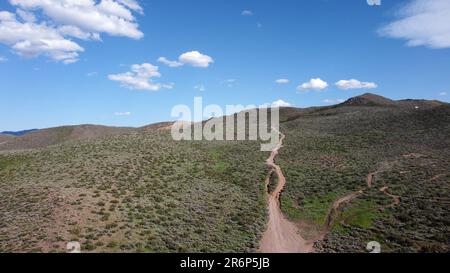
0;94;449;253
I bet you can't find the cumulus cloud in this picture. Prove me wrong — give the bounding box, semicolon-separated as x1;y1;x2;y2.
161;82;175;89
297;78;328;91
0;11;84;63
323;98;345;104
271;99;292;108
117;0;144;14
378;0;450;49
275;79;289;84
158;51;214;68
178;51;214;68
10;0;144;39
242;10;254;16
108;63;173;91
0;0;144;63
16;8;35;23
157;57;183;68
114;111;131;116
335;79;378;90
439;91;447;96
58;25;101;41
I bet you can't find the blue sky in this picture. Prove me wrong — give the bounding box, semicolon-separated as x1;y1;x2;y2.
1;0;449;131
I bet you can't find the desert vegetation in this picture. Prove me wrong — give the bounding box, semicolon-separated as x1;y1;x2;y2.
277;96;450;252
0;131;268;252
0;94;448;253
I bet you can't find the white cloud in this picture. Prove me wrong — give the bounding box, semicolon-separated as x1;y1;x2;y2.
335;79;377;90
439;91;447;96
157;57;183;68
178;51;214;68
158;51;214;68
297;78;328;91
242;10;254;16
0;0;143;63
271;99;292;108
114;111;131;116
108;63;173;91
0;11;15;21
378;0;450;49
9;0;143;39
16;8;35;23
323;98;345;104
161;82;175;89
58;25;101;41
275;79;289;84
117;0;144;14
0;56;7;62
0;11;84;63
194;85;206;92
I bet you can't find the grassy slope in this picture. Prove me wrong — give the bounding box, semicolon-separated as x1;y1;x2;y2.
0;132;268;252
278;104;450;252
1;97;449;253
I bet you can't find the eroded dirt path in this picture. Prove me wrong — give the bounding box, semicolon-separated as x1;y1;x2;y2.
258;135;404;252
259;131;313;253
367;172;378;188
380;186;401;208
320;166;402;238
322;189;364;233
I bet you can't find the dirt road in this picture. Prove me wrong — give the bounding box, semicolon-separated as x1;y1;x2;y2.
258;132;402;252
259;131;313;253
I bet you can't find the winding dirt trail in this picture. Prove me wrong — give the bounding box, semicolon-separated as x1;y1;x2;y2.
380;186;401;208
322;189;364;233
321;167;402;235
259;131;313;253
258;133;403;252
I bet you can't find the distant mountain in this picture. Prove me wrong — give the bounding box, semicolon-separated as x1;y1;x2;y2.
1;93;447;152
0;125;137;151
0;122;179;151
0;129;38;136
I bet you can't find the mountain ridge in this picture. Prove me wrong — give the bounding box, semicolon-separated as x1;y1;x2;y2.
1;93;448;152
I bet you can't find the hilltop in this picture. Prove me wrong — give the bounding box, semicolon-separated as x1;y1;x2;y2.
341;93;397;107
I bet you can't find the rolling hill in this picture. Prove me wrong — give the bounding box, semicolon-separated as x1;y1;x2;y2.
277;94;450;252
0;93;448;253
0;123;180;152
